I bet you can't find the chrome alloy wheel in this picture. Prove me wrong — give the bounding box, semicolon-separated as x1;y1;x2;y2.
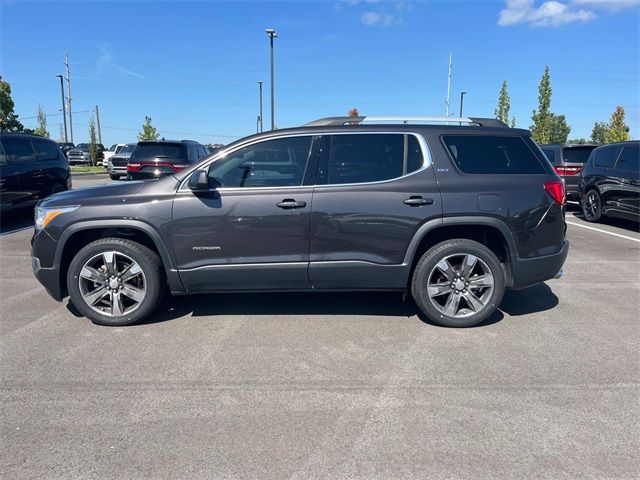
78;251;146;317
427;253;495;318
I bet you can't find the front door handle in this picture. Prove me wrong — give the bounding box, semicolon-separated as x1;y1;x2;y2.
403;196;434;206
276;199;307;209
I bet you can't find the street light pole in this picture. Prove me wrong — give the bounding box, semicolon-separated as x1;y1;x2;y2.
459;91;467;118
265;29;277;130
258;80;263;133
56;75;68;143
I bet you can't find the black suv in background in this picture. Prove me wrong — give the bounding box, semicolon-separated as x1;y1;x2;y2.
57;142;75;158
31;116;568;328
1;133;71;213
579;141;639;223
127;140;208;180
540;144;598;202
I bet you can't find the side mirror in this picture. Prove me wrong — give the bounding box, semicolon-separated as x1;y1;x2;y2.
188;169;210;191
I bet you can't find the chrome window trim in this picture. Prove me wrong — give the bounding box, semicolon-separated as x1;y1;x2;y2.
177;131;432;193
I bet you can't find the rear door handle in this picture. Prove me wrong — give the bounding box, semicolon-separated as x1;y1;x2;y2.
403;196;434;206
276;199;307;209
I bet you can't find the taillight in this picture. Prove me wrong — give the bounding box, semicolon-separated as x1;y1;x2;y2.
127;162;187;172
171;164;189;171
127;163;142;172
554;165;583;176
544;181;566;205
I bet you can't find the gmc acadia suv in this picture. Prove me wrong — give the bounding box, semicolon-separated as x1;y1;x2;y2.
31;116;569;327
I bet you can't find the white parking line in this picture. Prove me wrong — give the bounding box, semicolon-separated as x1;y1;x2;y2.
566;221;640;243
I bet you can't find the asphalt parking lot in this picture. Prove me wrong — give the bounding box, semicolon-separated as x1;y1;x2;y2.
1;174;638;479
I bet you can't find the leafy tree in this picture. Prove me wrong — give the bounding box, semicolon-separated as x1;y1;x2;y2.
606;106;630;143
33;104;49;137
0;75;24;132
548;113;571;144
138;115;159;141
591;122;609;144
88;117;98;166
530;65;552;143
348;108;360;118
567;138;588;145
494;80;516;127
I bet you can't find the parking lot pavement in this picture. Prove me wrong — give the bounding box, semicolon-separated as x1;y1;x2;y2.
1;178;638;479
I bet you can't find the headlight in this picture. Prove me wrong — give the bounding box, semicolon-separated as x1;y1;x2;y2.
35;206;79;232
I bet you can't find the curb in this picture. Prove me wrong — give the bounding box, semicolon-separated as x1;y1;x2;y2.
70;171;109;177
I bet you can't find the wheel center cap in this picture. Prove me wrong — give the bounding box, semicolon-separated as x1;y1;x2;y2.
109;278;119;289
455;279;465;291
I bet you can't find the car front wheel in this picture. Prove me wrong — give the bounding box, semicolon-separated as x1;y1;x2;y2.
67;238;164;326
582;190;603;222
411;239;505;327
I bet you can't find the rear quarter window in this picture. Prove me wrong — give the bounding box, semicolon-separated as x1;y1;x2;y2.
32;139;61;161
541;148;557;164
442;135;546;174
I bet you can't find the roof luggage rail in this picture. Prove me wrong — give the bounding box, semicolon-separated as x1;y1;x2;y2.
303;116;509;128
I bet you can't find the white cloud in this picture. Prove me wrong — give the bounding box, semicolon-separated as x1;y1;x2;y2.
498;0;639;26
95;44;145;78
361;10;405;26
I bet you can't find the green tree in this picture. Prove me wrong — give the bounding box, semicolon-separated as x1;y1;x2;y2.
591;122;609;144
548;113;571;144
33;104;49;137
88;117;98;166
606;106;630;143
530;65;552;143
494;80;516;127
567;138;588;145
0;75;24;132
138;115;159;141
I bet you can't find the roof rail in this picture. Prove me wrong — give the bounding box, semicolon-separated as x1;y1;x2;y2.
303;116;509;128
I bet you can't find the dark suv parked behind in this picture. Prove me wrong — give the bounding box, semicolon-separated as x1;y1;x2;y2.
579;141;639;223
1;133;71;212
31;116;568;327
127;140;208;180
540;144;598;202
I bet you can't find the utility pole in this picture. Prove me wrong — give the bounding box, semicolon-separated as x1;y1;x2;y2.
64;53;73;143
95;105;102;144
445;51;452;117
56;75;68;143
258;80;263;133
265;29;277;130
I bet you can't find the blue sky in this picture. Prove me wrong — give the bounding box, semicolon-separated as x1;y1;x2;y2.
1;0;638;146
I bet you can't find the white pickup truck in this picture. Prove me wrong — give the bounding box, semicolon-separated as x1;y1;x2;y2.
102;144;126;166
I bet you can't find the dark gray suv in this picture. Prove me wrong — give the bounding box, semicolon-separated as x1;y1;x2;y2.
31;116;569;327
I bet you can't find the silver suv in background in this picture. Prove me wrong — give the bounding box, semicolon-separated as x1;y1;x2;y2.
66;143;106;165
107;143;136;180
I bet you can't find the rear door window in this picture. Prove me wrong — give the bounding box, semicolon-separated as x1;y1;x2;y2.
322;133;423;185
592;146;620;168
1;138;37;164
32;138;60;161
442;135;546;174
614;145;639;173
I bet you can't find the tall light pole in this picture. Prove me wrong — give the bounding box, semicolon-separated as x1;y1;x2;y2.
64;53;73;143
95;105;102;144
459;91;467;118
258;80;263;133
445;51;452;116
265;28;277;130
56;75;68;143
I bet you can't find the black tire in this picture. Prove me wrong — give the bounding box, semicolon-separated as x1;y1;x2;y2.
109;174;121;181
49;183;66;195
411;239;505;328
582;189;603;223
67;238;164;326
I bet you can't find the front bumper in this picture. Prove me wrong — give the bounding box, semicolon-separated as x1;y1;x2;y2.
509;240;569;289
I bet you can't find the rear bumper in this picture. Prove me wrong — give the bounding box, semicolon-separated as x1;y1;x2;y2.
509;240;569;289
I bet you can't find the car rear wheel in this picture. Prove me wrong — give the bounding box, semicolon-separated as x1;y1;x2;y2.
582;190;603;222
109;174;121;181
411;239;505;327
67;238;164;326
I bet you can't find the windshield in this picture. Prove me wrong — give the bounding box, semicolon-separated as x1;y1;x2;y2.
76;144;90;151
121;144;136;154
131;143;187;160
563;146;596;164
